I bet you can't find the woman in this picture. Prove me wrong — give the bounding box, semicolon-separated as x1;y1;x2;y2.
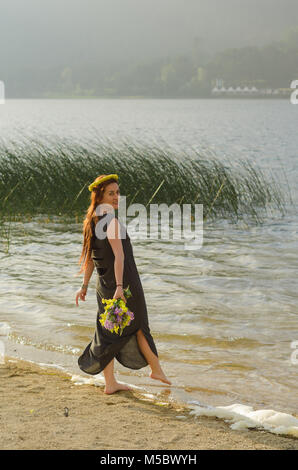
76;173;171;394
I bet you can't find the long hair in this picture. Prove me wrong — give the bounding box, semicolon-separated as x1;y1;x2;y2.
78;175;119;274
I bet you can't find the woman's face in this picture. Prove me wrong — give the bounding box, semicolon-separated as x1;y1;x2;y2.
101;182;120;211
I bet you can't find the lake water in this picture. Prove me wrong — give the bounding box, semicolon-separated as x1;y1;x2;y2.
0;99;297;433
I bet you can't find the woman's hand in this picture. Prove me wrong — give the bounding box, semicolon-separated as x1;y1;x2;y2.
113;286;126;303
75;287;87;306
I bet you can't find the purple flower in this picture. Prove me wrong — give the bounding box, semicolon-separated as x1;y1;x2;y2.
104;320;114;330
102;306;135;334
114;307;123;315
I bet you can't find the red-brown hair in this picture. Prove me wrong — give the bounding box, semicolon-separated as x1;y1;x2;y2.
78;175;119;273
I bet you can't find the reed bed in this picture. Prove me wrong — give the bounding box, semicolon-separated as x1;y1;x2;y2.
0;134;288;224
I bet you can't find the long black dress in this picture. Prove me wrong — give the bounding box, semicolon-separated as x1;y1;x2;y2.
78;212;159;375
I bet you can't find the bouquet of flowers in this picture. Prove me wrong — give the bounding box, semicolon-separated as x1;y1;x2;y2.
99;285;135;336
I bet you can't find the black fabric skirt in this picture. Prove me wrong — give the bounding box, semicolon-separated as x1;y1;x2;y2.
77;272;159;375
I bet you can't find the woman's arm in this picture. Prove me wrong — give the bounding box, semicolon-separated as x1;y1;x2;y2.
107;217;126;302
76;258;94;306
107;217;124;285
82;257;95;287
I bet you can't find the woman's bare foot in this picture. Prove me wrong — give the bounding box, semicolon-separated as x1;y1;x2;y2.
150;370;172;385
104;382;132;395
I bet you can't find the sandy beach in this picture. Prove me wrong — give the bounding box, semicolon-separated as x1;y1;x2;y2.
0;357;297;450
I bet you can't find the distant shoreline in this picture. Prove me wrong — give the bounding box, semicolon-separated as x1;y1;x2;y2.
3;95;290;100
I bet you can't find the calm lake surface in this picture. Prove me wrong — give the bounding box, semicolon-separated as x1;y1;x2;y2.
0;99;297;416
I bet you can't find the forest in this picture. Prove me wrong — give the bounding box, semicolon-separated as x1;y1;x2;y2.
3;28;298;98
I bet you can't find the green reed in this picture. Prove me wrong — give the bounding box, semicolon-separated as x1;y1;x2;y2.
0;134;289;224
0;213;12;253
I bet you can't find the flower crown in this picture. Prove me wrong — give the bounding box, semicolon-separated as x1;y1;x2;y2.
88;174;119;192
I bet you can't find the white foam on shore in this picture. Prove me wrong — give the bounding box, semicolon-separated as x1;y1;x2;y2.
70;373;143;390
70;373;298;438
0;322;11;336
35;361;68;372
71;374;105;387
188;402;298;437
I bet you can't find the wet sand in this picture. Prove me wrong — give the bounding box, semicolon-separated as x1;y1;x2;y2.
0;357;297;450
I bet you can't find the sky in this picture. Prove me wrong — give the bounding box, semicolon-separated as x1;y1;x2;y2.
0;0;298;72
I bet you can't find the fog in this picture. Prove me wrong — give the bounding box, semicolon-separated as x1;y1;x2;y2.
1;0;298;72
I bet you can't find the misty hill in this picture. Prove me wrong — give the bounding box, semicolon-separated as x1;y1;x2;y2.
0;0;298;97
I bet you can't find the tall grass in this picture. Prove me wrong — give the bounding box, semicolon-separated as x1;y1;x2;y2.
0;213;12;253
0;134;289;223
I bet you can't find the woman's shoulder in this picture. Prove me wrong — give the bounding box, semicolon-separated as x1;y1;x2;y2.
92;213;125;244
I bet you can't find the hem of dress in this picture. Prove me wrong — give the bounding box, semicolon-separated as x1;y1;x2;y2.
77;329;153;375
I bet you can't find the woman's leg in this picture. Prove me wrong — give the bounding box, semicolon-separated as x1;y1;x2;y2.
102;358;131;394
136;329;171;385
